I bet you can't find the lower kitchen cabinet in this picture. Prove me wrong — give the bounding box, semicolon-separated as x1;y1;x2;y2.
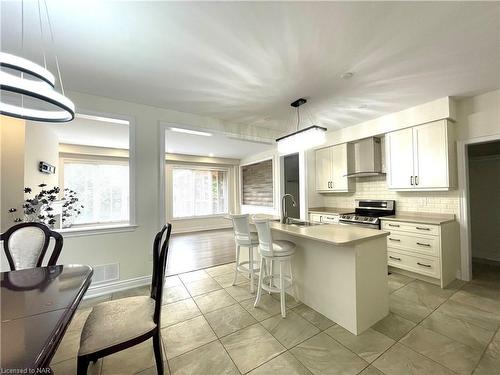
381;217;460;288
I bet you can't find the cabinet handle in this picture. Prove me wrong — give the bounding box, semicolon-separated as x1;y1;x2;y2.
410;176;414;185
415;176;419;185
416;242;431;247
417;262;431;268
388;224;400;227
416;227;430;231
389;256;402;261
388;238;401;242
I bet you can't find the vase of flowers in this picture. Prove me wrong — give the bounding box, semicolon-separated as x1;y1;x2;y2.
8;184;83;229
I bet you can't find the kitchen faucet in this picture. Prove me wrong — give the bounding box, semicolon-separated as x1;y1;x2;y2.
281;194;297;224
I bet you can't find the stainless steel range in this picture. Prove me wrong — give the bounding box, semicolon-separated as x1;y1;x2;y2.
339;199;395;229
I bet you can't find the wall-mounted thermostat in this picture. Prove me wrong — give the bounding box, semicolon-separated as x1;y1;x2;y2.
39;161;56;174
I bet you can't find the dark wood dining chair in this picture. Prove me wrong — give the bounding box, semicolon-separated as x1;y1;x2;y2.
0;222;63;271
77;224;172;375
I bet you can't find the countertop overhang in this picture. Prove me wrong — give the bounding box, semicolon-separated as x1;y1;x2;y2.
269;222;389;246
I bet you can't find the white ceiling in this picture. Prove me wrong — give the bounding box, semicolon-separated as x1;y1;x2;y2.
45;116;271;159
46;116;130;149
2;1;500;134
164;130;273;159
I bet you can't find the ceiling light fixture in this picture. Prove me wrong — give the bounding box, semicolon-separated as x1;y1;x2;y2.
0;0;75;122
276;98;327;154
169;127;212;137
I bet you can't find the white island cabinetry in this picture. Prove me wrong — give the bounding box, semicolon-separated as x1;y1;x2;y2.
244;222;390;335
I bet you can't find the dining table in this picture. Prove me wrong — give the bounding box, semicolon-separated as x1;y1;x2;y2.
1;264;93;372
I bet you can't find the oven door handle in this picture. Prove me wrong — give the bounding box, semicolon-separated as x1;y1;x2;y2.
338;221;380;230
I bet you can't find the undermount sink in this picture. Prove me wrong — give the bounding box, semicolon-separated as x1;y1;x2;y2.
287;219;320;227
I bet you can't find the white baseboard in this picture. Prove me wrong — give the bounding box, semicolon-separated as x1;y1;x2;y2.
172;224;232;234
84;275;152;299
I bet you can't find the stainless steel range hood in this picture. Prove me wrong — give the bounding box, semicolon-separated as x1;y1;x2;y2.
345;137;385;178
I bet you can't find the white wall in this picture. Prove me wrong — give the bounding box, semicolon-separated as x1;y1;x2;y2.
52;90;277;283
469;155;500;261
24;123;59;194
0;116;25;232
456;89;500;141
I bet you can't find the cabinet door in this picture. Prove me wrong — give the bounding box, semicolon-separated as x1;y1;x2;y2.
315;147;333;191
386;128;415;189
413;122;449;189
309;214;322;223
331;144;349;191
322;214;339;224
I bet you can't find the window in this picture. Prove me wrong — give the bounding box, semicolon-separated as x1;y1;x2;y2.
63;159;129;226
172;167;228;218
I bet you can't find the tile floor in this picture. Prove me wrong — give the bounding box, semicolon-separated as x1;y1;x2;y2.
51;262;500;374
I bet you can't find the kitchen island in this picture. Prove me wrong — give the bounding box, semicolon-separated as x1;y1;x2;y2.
243;221;390;335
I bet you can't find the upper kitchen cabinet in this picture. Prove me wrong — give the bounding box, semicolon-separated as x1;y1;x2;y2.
386;120;456;190
315;143;354;192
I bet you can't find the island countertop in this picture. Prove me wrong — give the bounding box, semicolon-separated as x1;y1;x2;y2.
269;222;389;246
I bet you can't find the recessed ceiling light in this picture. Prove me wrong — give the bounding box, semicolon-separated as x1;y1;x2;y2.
76;113;129;125
208;153;214;157
170;127;212;136
340;72;354;80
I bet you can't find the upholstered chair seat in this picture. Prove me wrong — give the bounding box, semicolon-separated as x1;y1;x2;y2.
79;296;156;356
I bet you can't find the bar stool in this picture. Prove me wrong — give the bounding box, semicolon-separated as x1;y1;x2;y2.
229;214;259;293
253;217;296;318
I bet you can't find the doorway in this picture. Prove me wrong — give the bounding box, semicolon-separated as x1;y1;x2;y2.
283;153;300;219
467;140;500;280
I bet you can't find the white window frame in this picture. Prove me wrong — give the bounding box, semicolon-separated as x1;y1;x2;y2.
59;155;131;227
169;164;230;220
53;110;137;237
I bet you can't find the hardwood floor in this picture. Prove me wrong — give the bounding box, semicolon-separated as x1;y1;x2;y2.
166;229;236;275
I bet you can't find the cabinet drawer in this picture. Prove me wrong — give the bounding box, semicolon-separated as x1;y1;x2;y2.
322;215;339;224
309;214;322;223
382;221;439;236
386;233;439;257
388;250;440;278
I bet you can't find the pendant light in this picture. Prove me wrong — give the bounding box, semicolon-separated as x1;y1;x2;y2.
276;98;327;154
0;0;75;122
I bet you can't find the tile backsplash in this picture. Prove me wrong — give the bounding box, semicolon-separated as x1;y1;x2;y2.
321;175;460;215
